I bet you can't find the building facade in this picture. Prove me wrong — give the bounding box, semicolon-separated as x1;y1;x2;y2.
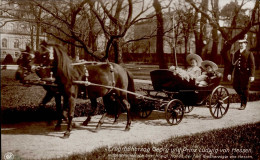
0;1;46;63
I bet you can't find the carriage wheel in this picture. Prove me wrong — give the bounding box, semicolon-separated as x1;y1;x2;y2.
165;99;184;125
209;86;230;119
184;105;194;113
138;100;153;118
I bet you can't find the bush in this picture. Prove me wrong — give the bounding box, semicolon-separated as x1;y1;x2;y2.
2;54;14;65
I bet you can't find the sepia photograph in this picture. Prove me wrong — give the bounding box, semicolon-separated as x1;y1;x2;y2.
1;0;259;159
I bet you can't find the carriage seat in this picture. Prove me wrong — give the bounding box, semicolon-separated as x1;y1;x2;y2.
150;69;196;92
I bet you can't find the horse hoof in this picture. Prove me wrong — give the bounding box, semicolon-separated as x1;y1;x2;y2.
82;121;88;126
83;118;90;126
125;127;130;131
72;122;77;128
62;132;70;139
95;126;101;132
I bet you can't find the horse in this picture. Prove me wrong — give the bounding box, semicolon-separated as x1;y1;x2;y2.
32;41;136;138
15;47;123;131
15;47;65;129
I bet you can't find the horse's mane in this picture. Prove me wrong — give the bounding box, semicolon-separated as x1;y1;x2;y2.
49;43;83;82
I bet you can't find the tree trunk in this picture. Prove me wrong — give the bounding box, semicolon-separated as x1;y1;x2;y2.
153;0;168;69
221;43;232;81
211;0;219;62
36;8;41;50
113;39;123;64
211;25;218;62
30;25;34;50
184;36;189;68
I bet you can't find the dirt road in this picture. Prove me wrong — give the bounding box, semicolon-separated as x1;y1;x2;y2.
1;101;260;159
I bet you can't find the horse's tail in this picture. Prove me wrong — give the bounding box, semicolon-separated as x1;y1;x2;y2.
126;70;138;112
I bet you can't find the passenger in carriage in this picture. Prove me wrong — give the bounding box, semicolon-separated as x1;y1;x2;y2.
186;53;203;80
196;60;222;87
169;53;202;82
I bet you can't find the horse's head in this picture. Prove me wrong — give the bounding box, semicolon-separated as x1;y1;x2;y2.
35;40;56;67
15;46;37;82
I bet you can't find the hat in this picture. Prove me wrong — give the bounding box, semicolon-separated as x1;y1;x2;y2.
238;39;248;43
201;60;218;71
238;34;248;43
186;54;202;66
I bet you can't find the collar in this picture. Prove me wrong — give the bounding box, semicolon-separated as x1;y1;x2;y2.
240;48;246;53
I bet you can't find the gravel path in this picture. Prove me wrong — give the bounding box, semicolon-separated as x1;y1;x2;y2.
1;101;260;159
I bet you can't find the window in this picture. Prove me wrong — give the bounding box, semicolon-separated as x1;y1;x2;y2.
2;38;7;48
15;52;20;58
1;51;7;58
14;39;19;48
8;23;14;31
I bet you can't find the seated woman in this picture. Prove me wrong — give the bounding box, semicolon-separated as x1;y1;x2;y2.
169;53;202;82
196;60;222;86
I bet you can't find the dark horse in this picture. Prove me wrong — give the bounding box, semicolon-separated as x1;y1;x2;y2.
16;47;65;129
31;42;136;138
15;46;123;131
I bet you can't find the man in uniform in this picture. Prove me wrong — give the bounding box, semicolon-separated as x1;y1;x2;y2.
227;35;255;110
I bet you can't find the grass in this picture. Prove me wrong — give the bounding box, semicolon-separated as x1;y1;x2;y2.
50;122;259;160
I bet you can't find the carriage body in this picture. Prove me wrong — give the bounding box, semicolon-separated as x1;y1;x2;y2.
150;69;222;106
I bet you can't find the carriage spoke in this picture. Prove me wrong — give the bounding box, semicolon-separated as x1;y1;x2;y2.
219;88;223;96
219;105;223;115
213;106;217;115
220;105;226;114
216;106;219;117
222;96;229;102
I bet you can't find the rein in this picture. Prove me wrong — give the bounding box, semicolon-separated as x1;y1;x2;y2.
73;80;166;103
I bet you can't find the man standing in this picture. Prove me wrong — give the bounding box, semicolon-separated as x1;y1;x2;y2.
227;35;255;110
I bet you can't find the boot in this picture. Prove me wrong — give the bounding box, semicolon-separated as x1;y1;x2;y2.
238;103;246;110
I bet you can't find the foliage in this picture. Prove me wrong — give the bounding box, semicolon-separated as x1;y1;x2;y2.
2;54;14;65
220;1;250;27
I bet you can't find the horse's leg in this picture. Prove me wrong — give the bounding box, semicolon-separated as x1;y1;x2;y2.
54;93;62;131
103;94;119;125
63;95;76;138
63;86;78;138
113;96;121;125
95;112;107;131
39;89;54;109
83;98;97;126
121;99;131;131
113;113;119;125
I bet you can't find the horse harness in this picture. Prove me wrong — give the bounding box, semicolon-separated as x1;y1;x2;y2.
84;61;116;94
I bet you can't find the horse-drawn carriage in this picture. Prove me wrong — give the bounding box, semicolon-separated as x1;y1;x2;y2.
16;41;230;138
137;69;230;125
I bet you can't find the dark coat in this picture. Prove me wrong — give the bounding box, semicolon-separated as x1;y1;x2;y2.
229;49;255;105
229;49;255;79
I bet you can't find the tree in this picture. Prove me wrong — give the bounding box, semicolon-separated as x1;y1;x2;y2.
211;0;219;62
193;0;209;57
153;0;168;69
186;0;259;80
